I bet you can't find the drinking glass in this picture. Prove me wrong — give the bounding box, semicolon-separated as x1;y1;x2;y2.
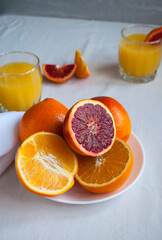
0;51;42;112
118;25;162;83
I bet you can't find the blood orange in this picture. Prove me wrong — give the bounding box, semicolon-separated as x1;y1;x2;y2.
145;27;162;42
92;96;131;142
42;64;77;83
63;99;116;157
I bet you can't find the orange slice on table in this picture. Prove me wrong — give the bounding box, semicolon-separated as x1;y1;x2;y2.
145;26;162;42
75;50;90;78
42;64;77;83
15;132;78;196
76;138;133;193
63;99;116;157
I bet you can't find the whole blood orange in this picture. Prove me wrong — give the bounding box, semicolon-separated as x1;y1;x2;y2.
42;64;77;83
145;27;162;42
63;99;116;157
76;138;133;193
92;96;131;142
19;98;68;142
15;132;78;196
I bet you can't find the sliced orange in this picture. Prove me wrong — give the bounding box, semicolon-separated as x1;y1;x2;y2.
15;132;78;196
42;64;77;83
76;138;133;193
75;50;90;78
63;99;116;157
145;26;162;42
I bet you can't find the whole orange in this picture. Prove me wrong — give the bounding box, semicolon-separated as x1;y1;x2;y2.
92;96;131;142
19;98;68;142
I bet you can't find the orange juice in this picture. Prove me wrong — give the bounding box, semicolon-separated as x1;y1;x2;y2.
0;62;42;111
119;33;161;77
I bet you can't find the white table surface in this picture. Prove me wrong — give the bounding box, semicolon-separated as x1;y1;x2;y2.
0;15;162;240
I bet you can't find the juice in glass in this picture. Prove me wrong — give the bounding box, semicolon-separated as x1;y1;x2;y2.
118;25;162;83
0;52;42;111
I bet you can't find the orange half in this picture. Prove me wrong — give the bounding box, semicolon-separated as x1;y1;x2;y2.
75;50;90;78
63;99;116;157
76;138;133;193
15;132;78;196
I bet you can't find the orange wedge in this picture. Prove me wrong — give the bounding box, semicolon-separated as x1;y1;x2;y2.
76;138;133;193
145;26;162;42
15;132;78;196
42;64;77;83
75;50;90;78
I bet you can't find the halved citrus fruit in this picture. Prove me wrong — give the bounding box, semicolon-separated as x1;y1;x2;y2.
15;132;78;196
75;50;90;78
63;99;116;157
76;138;133;193
92;96;131;142
145;26;162;42
19;98;68;142
42;64;77;83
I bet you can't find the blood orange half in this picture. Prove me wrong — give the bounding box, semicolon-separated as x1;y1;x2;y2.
92;96;131;142
42;64;77;83
63;99;116;157
145;27;162;42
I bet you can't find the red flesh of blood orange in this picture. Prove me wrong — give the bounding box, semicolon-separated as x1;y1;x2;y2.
63;99;116;157
145;27;162;42
42;64;77;83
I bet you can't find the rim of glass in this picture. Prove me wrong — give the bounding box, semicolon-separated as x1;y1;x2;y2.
0;51;40;77
121;24;161;45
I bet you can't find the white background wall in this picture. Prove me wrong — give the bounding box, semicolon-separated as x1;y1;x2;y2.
1;0;162;24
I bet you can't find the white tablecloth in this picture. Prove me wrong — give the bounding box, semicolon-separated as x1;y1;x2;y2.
0;15;161;240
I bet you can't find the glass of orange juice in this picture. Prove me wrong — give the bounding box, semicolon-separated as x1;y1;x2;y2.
118;25;162;83
0;51;42;112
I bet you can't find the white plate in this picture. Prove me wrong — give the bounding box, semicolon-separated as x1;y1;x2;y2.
47;132;145;205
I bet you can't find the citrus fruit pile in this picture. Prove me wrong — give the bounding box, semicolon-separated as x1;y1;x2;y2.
42;50;90;83
16;97;133;196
